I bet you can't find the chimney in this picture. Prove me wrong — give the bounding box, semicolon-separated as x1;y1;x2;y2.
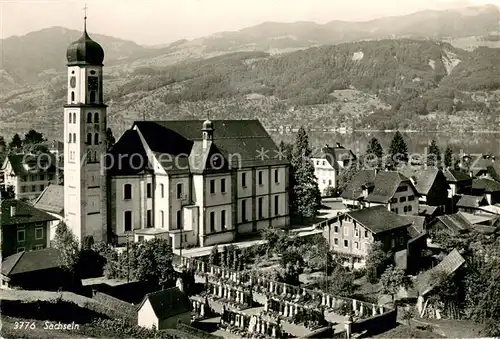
10;205;16;217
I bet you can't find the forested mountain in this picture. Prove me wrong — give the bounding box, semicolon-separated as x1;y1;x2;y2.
1;39;499;140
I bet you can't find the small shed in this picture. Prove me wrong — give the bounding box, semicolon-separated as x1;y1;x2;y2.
137;287;191;330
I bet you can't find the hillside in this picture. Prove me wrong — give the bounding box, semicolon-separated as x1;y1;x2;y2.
1;39;499;140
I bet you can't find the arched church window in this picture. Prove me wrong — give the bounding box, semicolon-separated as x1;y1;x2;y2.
89;91;96;103
69;133;72;143
94;112;99;123
87;133;92;145
73;133;76;143
71;91;75;102
73;113;76;123
69;113;72;124
87;113;92;123
93;151;98;163
94;133;99;145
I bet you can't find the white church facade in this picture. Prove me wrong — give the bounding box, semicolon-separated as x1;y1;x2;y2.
63;21;290;248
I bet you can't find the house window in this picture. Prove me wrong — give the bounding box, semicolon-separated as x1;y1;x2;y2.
87;133;92;145
241;199;247;222
399;236;405;245
69;133;72;143
35;227;43;240
94;112;99;123
73;133;76;143
394;208;398;214
72;112;76;123
390;198;397;203
221;179;226;193
138;236;144;242
221;210;226;229
160;183;164;198
274;195;279;215
400;197;406;203
404;206;408;213
177;210;182;229
94;133;99;145
408;205;412;212
69;113;73;123
258;197;264;219
396;186;408;192
274;169;279;183
124;211;132;232
334;226;339;233
17;229;25;242
71;92;75;102
323;161;326;166
22;176;27;182
408;196;415;201
334;238;339;246
147;183;152;198
344;240;349;247
328;180;332;185
147;209;152;227
39;184;44;191
343;227;348;236
160;210;164;227
87;113;92;123
242;173;247;187
17;247;25;253
210;212;215;232
258;171;263;185
355;241;359;249
210;179;215;194
31;185;36;192
365;230;368;238
391;238;396;248
40;174;45;181
176;183;183;199
35;244;44;250
124;184;132;199
355;229;359;237
21;186;26;193
49;174;54;180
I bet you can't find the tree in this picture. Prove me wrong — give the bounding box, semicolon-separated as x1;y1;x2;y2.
337;160;361;193
106;128;116;150
323;185;337;197
365;241;389;283
278;140;293;162
9;133;22;150
427;139;441;168
279;248;304;286
0;135;6;152
401;307;416;333
291;127;321;220
444;147;453;168
365;137;384;168
134;238;174;289
324;266;356;297
388;131;408;167
52;222;80;274
209;245;220;266
379;265;412;304
23;129;45;145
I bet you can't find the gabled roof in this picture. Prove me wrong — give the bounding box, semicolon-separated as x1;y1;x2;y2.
400;215;426;238
418;204;439;217
472;178;500;193
1;199;58;226
341;169;377;200
399;167;448;196
456;194;487;208
138;287;191;319
443;168;472;182
366;171;415;204
312;145;356;170
1;248;62;276
1;153;58;176
431;213;472;234
107;130;153;176
416;249;466;296
32;184;64;215
345;205;412;234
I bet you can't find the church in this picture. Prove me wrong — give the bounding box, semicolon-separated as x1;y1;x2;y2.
63;19;290;248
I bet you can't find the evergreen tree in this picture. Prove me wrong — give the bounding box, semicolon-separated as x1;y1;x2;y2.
291;127;321;220
365;137;383;168
388;131;408;167
23;129;45;145
9;133;22;150
52;222;80;273
444;146;453;168
106;128;116;150
427;139;441;168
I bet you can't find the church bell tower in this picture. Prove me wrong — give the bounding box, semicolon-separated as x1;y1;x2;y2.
64;11;107;244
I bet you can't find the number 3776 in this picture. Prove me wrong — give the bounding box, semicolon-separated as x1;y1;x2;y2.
14;322;36;330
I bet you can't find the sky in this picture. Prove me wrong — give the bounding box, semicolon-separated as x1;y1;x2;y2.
0;0;498;46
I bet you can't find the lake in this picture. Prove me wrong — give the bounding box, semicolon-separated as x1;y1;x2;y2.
270;131;500;157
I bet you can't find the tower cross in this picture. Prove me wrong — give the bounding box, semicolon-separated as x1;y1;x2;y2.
83;3;88;31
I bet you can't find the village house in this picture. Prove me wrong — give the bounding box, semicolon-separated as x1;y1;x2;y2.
0;248;74;290
455;194;488;214
471;178;500;205
322;205;417;267
107;120;290;248
137;287;192;330
399;167;449;211
32;184;64;242
311;143;356;194
443;168;472;197
341;170;419;215
0;199;57;257
1;153;58;201
426;213;473;239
